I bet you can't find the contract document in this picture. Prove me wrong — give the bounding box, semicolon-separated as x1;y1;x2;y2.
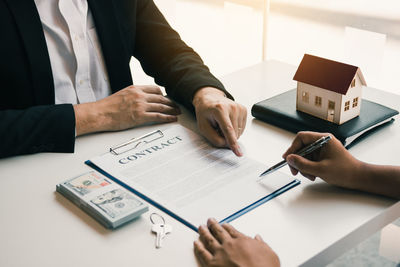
86;124;299;231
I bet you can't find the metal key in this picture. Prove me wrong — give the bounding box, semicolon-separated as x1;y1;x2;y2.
152;223;166;248
150;213;172;248
160;224;173;246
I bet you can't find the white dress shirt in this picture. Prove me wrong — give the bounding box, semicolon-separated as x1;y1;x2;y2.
34;0;111;104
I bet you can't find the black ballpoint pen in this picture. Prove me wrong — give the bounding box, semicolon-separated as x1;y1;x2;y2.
259;135;332;178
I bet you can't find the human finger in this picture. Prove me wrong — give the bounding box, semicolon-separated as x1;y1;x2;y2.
286;154;323;178
145;103;181;115
282;131;327;159
300;172;316;181
238;108;247;137
194;240;213;266
198;225;221;254
255;234;264;242
289;165;299;176
145;94;180;108
254;235;276;253
139;85;163;95
198;117;227;147
230;112;240;139
141;113;178;124
207;218;231;244
213;112;242;156
227;106;241;139
221;223;243;238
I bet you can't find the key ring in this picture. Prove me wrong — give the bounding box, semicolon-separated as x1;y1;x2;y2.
150;213;165;226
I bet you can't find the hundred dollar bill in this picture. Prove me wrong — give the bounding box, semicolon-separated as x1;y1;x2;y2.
57;171;148;229
91;189;144;219
64;171;110;196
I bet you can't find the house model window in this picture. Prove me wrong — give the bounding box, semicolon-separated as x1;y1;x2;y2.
315;96;322;107
344;101;350;111
293;54;366;125
353;97;359;108
302;92;309;103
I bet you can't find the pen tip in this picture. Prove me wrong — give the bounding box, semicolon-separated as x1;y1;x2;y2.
259;169;270;177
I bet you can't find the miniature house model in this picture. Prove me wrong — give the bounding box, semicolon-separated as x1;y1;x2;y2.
293;54;366;125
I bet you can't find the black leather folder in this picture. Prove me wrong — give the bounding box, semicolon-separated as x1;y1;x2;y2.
251;89;399;147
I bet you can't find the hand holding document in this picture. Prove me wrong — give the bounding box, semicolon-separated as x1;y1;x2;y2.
87;124;299;231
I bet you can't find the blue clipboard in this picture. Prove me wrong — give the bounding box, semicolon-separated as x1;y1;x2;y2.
86;160;300;232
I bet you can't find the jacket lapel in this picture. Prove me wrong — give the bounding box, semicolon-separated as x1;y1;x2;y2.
88;0;133;93
5;0;55;105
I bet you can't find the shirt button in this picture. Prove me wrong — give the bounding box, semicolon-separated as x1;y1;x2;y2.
79;80;84;85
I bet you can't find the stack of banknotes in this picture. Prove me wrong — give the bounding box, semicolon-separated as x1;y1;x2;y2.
56;171;148;229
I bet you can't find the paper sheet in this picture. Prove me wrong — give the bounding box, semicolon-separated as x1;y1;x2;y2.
88;124;296;229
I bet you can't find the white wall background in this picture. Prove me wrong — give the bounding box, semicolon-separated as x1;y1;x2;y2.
130;0;400;95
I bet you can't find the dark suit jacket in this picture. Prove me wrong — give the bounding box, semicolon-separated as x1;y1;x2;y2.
0;0;231;158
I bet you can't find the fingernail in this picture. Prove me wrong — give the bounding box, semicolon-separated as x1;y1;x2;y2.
237;146;243;156
255;234;264;241
232;145;242;157
193;241;201;250
208;218;217;225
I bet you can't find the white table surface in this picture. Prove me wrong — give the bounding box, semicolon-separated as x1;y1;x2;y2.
0;60;399;267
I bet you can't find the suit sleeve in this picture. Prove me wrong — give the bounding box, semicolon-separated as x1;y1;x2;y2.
129;0;233;112
0;104;76;158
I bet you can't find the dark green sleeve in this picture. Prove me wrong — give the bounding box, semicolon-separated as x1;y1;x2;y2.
130;0;233;112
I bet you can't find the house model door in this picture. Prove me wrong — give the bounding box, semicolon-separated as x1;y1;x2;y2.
327;100;335;122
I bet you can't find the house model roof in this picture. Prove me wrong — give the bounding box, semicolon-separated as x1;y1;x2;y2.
293;54;366;95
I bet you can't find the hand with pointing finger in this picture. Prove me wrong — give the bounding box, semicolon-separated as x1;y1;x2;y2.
193;87;247;157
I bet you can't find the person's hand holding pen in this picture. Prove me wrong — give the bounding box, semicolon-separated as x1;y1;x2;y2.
282;131;362;189
193;87;247;157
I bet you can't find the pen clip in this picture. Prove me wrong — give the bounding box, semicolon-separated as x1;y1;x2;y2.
259;135;331;178
297;135;331;156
